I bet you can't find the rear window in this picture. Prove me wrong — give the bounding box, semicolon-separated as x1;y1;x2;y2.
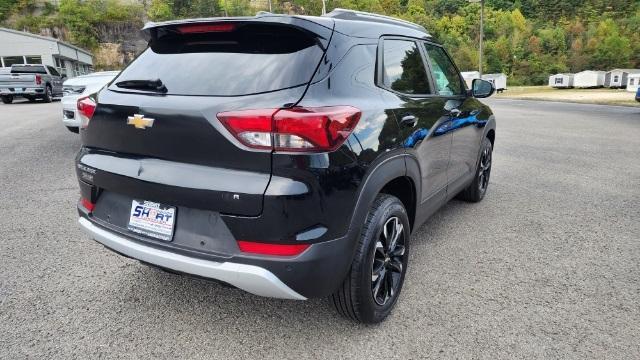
111;23;325;96
11;65;46;74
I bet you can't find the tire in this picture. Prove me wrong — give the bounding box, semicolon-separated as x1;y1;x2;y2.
66;126;79;134
42;85;52;103
331;194;410;323
1;95;13;104
457;137;493;202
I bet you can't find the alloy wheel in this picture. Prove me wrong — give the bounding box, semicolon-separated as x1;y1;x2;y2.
371;216;406;306
478;145;492;193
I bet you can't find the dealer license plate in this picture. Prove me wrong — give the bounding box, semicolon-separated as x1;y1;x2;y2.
127;200;176;241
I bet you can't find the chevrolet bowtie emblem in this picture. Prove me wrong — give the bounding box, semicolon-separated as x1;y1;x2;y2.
127;114;155;129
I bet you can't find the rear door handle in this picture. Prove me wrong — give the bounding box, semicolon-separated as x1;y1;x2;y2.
400;114;417;127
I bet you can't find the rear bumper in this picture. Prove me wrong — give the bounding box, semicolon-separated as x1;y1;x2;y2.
79;217;307;300
0;87;44;96
62;95;81;127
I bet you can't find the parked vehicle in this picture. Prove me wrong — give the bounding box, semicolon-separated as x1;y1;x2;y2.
75;10;496;323
636;87;640;102
62;71;119;133
0;64;64;103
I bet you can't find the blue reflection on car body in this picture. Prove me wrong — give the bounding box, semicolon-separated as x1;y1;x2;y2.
404;110;487;148
403;128;429;147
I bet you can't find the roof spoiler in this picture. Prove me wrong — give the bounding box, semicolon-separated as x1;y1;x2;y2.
141;15;335;45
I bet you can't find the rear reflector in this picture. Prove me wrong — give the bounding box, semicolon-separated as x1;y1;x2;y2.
217;106;361;153
177;23;236;34
237;241;310;256
80;197;95;212
77;96;96;129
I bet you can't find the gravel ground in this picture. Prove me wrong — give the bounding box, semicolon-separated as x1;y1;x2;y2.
0;98;639;359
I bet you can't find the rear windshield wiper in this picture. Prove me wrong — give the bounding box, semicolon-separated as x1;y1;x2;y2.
115;79;167;93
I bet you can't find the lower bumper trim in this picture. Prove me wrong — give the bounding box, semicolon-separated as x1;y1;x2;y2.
78;217;306;300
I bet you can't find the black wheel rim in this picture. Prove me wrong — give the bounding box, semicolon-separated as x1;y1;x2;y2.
371;216;405;306
478;145;492;193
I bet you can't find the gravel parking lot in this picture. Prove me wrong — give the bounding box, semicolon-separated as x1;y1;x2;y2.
0;98;638;359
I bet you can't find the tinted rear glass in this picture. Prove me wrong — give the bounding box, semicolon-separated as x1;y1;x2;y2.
11;65;46;74
112;23;325;96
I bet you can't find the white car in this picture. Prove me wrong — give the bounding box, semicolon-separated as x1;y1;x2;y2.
62;71;119;133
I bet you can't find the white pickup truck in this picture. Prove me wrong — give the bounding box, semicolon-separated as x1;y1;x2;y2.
0;64;65;104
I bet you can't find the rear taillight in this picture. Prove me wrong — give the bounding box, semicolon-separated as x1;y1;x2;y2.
217;106;361;153
177;23;236;34
77;96;96;129
237;240;310;256
35;74;42;85
80;197;95;212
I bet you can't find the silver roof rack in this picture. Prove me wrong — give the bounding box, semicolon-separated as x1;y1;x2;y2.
324;8;428;34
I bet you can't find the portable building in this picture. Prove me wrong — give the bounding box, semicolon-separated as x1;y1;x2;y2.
573;70;606;88
548;73;574;88
627;73;640;93
461;71;480;89
481;73;507;92
605;69;640;88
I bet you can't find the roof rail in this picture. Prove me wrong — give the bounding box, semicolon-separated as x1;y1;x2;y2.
323;8;428;34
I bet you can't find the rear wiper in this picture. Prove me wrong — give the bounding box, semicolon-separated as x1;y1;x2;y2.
115;79;167;93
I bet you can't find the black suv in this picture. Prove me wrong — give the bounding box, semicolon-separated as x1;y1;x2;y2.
75;9;496;323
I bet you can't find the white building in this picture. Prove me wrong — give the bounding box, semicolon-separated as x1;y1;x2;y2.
461;71;480;89
573;70;606;88
626;73;640;93
605;69;640;88
548;73;574;88
0;27;93;78
481;73;507;92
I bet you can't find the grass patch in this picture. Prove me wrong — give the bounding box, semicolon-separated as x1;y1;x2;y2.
495;86;640;107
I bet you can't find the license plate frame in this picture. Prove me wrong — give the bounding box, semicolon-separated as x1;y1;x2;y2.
127;200;176;241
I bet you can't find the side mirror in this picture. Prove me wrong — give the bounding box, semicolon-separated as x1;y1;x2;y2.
472;79;495;98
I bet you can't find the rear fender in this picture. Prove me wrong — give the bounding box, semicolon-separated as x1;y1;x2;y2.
344;152;417;252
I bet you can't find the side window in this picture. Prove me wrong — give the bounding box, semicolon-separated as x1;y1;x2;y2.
47;66;60;77
423;43;464;96
381;39;431;95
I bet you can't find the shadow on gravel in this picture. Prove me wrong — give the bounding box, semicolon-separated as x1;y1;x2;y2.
1;99;61;105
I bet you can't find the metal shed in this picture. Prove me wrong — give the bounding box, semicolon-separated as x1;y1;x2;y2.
548;73;574;88
605;69;640;88
626;73;640;93
573;70;606;88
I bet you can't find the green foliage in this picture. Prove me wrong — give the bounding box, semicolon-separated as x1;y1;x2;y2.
1;0;638;84
0;0;18;22
148;0;173;21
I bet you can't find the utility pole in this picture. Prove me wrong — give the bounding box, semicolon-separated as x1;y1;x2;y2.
479;0;484;76
468;0;484;76
322;0;326;15
268;0;272;12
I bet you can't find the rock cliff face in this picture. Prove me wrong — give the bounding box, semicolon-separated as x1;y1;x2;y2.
93;22;147;69
37;21;147;70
